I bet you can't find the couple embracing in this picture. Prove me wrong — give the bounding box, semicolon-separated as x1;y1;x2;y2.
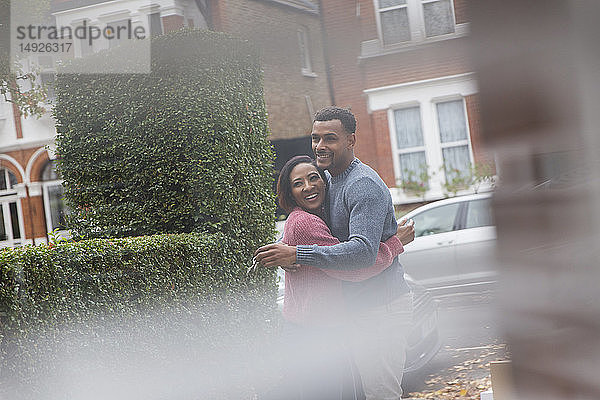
255;107;415;400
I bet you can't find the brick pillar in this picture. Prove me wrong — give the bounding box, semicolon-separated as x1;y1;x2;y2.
161;14;185;33
465;94;484;164
370;109;396;187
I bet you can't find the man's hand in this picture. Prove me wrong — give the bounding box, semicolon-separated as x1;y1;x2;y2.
254;243;297;268
397;218;415;246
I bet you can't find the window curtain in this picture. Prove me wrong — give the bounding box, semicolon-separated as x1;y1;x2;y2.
379;0;405;7
399;151;427;180
394;106;424;148
442;145;470;178
437;100;467;143
381;8;410;44
423;0;455;37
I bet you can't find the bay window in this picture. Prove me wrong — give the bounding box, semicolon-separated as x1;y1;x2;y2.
391;97;473;197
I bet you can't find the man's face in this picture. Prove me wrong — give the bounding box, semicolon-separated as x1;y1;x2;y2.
311;119;356;176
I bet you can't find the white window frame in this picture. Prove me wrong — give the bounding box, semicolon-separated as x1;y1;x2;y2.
71;19;95;57
0;169;25;248
40;162;69;236
389;103;430;184
433;96;474;182
389;96;474;199
148;11;163;37
365;73;478;203
42;180;68;234
373;0;459;47
297;27;317;77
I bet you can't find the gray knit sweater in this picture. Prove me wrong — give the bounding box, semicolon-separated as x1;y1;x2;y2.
296;158;410;308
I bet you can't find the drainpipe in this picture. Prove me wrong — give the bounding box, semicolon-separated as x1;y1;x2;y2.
316;0;336;106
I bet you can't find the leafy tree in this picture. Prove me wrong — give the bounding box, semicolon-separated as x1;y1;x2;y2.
0;0;50;118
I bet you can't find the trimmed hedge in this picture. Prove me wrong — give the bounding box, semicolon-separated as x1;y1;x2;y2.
0;233;278;399
54;28;276;244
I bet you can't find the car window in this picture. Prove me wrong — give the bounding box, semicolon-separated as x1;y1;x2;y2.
413;203;460;237
465;198;494;228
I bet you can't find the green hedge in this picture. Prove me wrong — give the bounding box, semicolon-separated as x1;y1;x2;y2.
0;233;279;399
54;28;276;243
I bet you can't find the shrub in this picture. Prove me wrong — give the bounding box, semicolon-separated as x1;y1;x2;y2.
54;28;276;247
0;233;278;399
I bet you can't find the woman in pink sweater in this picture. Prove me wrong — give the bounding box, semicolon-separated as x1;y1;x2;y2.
277;156;404;326
263;155;404;400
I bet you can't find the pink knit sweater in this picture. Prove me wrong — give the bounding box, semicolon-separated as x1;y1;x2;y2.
282;207;404;325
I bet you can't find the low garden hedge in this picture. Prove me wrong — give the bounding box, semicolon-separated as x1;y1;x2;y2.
0;233;279;399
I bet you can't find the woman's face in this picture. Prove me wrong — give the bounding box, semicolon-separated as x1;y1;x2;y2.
289;163;326;213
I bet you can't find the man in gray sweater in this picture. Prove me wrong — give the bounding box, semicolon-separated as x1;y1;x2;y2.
255;106;415;400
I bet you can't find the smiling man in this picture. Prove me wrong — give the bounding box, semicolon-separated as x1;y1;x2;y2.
255;106;415;400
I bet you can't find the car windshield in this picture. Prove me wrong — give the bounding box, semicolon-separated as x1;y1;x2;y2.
413;203;460;237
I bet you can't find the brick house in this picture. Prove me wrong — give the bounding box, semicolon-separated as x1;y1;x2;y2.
319;0;491;206
0;0;330;247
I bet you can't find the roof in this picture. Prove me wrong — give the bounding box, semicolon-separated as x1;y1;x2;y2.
254;0;319;14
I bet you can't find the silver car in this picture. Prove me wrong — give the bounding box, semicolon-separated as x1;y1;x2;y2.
400;192;497;291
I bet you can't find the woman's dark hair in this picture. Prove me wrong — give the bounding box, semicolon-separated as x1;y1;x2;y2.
277;155;327;213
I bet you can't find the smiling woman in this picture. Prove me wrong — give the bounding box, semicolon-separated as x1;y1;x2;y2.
263;155;405;400
276;155;328;215
290;163;326;214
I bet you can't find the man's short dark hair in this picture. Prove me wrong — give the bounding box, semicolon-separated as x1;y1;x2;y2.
313;106;356;134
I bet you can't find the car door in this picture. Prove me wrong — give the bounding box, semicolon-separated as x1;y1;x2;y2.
401;202;462;288
454;197;498;285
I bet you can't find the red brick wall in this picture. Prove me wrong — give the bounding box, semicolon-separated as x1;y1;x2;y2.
359;0;378;40
20;195;48;240
370;109;396;186
466;93;494;173
361;39;472;88
321;0;476;185
30;151;50;183
4;148;38;180
214;0;332;140
453;0;470;24
161;14;185;33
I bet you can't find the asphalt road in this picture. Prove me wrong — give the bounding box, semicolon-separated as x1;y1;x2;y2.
402;286;510;396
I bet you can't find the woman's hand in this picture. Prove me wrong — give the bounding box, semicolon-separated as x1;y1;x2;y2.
396;218;415;246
